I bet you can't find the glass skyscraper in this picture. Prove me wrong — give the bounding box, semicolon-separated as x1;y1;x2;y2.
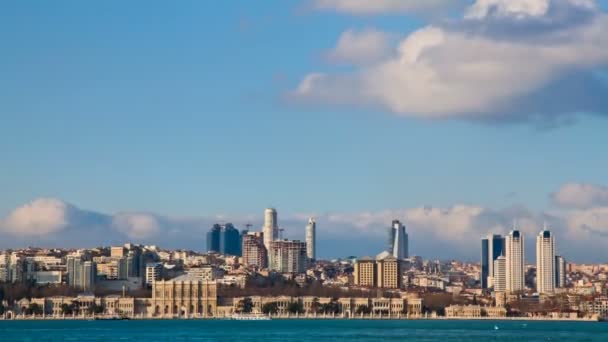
206;223;241;256
481;234;505;289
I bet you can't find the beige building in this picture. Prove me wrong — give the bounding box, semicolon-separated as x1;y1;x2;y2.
445;304;506;318
377;253;401;289
218;295;423;317
150;276;217;318
354;257;376;287
354;252;402;289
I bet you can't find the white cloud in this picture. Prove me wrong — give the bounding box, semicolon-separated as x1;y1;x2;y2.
310;0;460;15
552;183;608;209
326;28;395;66
293;0;608;122
2;186;608;261
112;213;162;239
1;198;70;236
566;206;608;237
465;0;552;19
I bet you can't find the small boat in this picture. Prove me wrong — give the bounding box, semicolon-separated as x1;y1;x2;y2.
494;325;499;330
230;313;271;321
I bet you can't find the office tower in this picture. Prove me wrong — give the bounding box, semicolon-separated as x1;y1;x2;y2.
242;232;268;268
145;263;162;287
82;261;96;291
206;223;241;256
306;218;316;261
481;234;504;289
67;256;96;291
505;230;525;293
206;224;221;253
493;255;506;292
263;208;279;267
536;229;556;294
0;253;10;282
555;255;566;289
388;220;409;259
269;240;307;274
354;257;376;287
376;253;401;289
117;257;129;280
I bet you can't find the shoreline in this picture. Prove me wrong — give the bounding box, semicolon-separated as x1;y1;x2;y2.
0;316;601;322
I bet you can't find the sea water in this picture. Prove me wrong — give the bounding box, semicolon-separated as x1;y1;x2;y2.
1;319;607;341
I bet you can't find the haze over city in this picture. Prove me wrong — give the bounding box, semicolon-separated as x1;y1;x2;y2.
1;0;608;262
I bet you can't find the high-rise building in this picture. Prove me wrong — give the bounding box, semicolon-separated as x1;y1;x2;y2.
555;255;566;289
536;229;556;294
242;232;268;268
481;234;504;289
376;253;401;289
206;223;241;256
67;255;96;291
263;208;278;253
269;240;307;274
388;220;409;259
505;230;525;293
493;255;506;292
306;218;316;261
353;257;376;287
145;263;163;287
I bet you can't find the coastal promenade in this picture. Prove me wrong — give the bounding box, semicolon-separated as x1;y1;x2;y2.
0;312;600;322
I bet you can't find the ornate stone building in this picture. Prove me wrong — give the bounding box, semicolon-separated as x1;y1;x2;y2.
151;276;217;318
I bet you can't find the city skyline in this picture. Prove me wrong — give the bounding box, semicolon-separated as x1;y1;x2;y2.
1;0;608;263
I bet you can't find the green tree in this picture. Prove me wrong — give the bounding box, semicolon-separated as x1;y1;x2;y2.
60;303;73;315
310;297;321;314
0;305;5;315
287;300;304;314
26;303;43;316
321;298;340;314
88;303;104;315
356;305;371;315
261;302;279;315
237;297;253;314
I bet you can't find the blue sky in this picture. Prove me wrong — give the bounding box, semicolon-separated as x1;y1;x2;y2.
1;0;608;261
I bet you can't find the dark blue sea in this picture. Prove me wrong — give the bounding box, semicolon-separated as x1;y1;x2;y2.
1;319;607;341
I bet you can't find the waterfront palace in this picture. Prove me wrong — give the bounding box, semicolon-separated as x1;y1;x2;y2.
4;277;423;319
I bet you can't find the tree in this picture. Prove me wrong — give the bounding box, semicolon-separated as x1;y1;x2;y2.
321;298;340;314
60;303;74;315
237;297;253;314
88;303;104;315
356;305;371;315
310;297;321;314
287;300;304;314
0;305;5;315
261;302;279;315
26;303;43;316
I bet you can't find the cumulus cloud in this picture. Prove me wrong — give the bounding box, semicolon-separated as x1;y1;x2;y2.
326;28;396;66
292;0;608;123
2;187;608;261
1;198;70;236
310;0;462;15
552;182;608;209
566;207;608;237
112;213;162;239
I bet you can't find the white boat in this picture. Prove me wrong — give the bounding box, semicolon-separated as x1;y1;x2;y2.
230;313;271;321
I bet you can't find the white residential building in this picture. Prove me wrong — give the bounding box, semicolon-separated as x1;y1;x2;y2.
536;229;556;295
305;218;316;261
505;230;525;293
493;256;506;292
